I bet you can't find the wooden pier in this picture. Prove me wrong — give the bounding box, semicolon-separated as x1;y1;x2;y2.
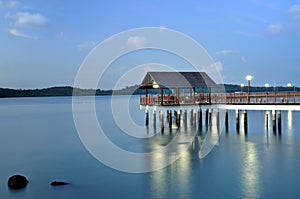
139;71;300;134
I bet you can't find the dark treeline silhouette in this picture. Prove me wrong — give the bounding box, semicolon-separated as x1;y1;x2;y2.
0;84;298;98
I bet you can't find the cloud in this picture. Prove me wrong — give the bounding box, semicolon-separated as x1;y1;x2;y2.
9;29;33;39
126;36;147;48
6;1;21;8
77;41;97;51
5;12;48;28
240;56;247;63
216;50;236;56
266;23;285;34
0;1;3;8
288;4;300;21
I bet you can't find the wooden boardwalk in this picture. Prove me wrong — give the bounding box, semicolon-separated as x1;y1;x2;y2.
140;91;300;106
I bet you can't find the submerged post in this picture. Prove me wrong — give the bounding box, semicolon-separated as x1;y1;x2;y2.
190;109;194;125
265;112;269;130
216;110;220;131
159;110;164;133
225;110;229;132
278;110;282;134
272;110;276;134
198;109;202;131
205;109;209;126
243;110;248;134
153;110;156;129
236;110;240;133
145;110;149;127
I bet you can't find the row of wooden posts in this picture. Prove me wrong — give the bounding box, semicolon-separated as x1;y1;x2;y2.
145;108;283;134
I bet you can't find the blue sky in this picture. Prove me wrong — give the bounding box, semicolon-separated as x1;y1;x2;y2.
1;0;300;89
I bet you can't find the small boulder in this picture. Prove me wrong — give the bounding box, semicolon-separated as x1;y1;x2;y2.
50;181;70;186
8;175;29;189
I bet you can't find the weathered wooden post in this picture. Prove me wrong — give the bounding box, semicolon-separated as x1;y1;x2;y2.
216;110;220;131
272;110;276;134
205;109;209;126
236;110;240;133
265;111;269;130
209;109;212;125
159;110;164;133
183;109;187;129
153;110;156;129
243;110;248;134
190;109;194;125
145;110;149;127
167;110;172;130
225;110;229;132
193;112;197;129
278;110;282;134
198;109;202;131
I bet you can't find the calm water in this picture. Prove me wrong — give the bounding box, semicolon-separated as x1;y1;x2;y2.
1;96;300;199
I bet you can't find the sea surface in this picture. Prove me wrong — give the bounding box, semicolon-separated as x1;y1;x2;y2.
1;96;300;199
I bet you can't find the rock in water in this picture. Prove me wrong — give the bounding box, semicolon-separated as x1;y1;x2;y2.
50;181;70;186
8;175;29;189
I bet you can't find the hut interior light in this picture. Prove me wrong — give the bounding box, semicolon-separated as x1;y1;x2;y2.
152;81;159;88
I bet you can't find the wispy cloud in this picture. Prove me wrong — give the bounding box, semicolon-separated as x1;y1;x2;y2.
9;29;33;39
126;36;147;48
6;0;21;8
240;56;247;63
216;49;247;63
77;41;97;51
288;4;300;21
216;50;236;56
266;23;285;34
5;12;48;28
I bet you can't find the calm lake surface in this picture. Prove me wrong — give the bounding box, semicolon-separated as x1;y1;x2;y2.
1;96;300;199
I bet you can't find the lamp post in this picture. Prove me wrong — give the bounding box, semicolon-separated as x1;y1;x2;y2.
287;83;292;92
265;83;269;92
246;75;253;103
265;83;269;103
240;83;245;92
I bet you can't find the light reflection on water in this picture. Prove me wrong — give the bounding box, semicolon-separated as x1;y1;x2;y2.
1;96;300;199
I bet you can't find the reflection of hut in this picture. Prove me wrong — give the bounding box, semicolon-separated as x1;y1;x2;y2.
139;72;217;105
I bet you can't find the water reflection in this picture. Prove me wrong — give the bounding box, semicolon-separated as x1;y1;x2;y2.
241;142;261;199
147;129;198;199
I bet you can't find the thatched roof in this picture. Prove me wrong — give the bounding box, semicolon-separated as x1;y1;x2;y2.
139;72;217;89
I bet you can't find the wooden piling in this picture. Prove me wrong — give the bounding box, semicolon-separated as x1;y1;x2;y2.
168;110;172;129
278;110;282;134
209;109;212;125
145;110;149;127
272;110;276;134
205;109;209;126
225;110;229;132
190;109;194;125
236;110;240;133
265;112;269;130
193;112;197;129
183;110;187;129
243;110;248;134
198;109;202;131
159;110;164;133
216;110;220;131
153;110;156;129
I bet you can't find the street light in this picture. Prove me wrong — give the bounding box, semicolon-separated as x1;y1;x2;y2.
240;83;245;92
265;83;269;92
287;83;292;92
246;75;253;103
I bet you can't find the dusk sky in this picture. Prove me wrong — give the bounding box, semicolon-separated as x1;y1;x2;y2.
1;0;300;89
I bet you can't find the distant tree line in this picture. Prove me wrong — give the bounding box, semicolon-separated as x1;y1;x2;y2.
0;84;297;98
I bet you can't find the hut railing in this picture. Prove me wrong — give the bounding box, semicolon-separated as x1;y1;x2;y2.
140;91;300;106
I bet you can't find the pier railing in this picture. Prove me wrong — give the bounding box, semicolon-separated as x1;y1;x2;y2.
140;91;300;106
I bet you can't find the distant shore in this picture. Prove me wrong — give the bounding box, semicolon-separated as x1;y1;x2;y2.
0;84;297;98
